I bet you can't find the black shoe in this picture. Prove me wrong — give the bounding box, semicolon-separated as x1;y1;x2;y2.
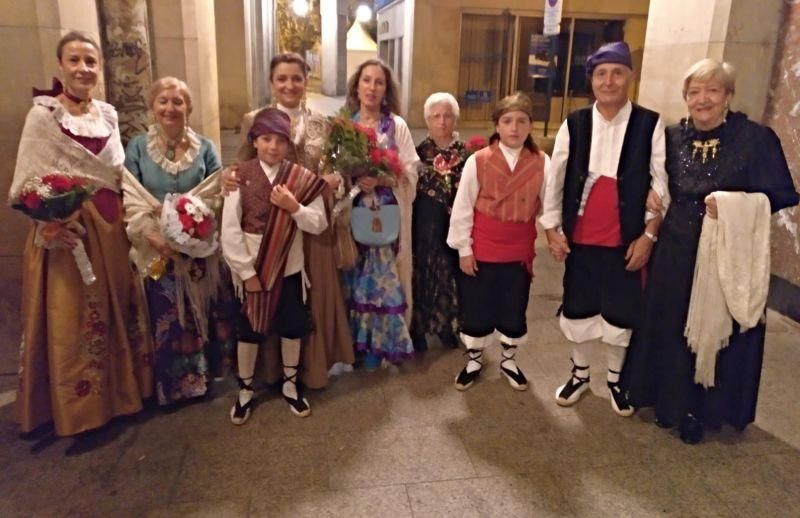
679;414;704;444
440;332;460;349
455;350;483;391
607;381;634;417
555;359;590;406
500;343;527;391
282;365;311;418
229;376;254;426
411;332;428;353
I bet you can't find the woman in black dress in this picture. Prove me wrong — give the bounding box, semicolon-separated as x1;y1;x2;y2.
623;59;799;444
411;93;469;351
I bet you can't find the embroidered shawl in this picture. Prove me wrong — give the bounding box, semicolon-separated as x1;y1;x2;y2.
243;159;327;334
9;98;125;202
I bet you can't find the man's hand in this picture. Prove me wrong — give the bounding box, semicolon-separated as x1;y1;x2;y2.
459;255;479;277
244;275;263;292
625;235;654;271
322;173;342;191
270;184;300;213
222;165;241;195
704;194;718;219
545;228;570;262
646;189;663;213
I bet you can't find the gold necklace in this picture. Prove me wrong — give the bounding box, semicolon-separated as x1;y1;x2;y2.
157;125;187;161
691;138;720;164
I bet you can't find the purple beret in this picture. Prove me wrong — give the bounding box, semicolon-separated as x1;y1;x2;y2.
248;107;291;143
586;41;632;76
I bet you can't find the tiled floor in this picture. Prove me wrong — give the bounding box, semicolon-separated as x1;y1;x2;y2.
1;234;799;517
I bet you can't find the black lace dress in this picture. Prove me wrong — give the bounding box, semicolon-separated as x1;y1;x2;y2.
622;112;799;429
411;137;468;350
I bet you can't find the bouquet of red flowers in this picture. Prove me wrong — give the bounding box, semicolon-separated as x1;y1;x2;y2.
12;173;96;285
465;135;489;155
323;108;403;180
160;193;218;258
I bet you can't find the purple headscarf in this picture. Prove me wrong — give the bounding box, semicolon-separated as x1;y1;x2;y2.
248;107;291;143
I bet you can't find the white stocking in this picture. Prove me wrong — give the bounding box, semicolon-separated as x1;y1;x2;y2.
236;341;258;406
281;338;301;400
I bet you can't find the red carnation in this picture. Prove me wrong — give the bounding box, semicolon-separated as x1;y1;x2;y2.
466;135;488;153
178;213;195;232
21;191;42;210
354;123;378;145
176;196;190;213
42;174;74;193
370;149;383;166
195;216;213;239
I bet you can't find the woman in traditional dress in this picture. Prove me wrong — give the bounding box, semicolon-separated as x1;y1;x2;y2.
123;77;235;406
622;59;799;444
9;32;153;437
227;52;354;388
410;93;467;351
343;59;420;370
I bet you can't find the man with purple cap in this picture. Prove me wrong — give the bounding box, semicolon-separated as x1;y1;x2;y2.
221;107;328;424
540;41;669;416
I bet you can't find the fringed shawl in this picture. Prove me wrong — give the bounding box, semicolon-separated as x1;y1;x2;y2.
243;159;327;335
122;169;222;341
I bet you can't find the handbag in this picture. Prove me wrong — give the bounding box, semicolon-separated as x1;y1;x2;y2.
350;197;400;246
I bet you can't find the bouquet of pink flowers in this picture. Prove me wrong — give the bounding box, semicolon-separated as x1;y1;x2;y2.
11;173;96;285
160;193;218;258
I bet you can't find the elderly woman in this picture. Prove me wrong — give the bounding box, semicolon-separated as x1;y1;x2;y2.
227;52;355;388
124;77;234;406
410;93;468;351
623;59;799;444
10;32;152;438
344;59;420;369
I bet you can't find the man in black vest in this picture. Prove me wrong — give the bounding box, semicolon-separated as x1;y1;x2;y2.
540;41;668;416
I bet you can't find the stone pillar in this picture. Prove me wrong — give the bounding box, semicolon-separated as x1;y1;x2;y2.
639;0;785;124
243;0;277;110
216;0;249;128
764;3;800;320
96;0;154;145
321;0;348;96
149;0;221;149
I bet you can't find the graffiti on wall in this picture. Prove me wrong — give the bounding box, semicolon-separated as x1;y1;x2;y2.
97;0;153;146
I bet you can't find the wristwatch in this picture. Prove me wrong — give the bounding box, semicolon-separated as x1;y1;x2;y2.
644;230;658;243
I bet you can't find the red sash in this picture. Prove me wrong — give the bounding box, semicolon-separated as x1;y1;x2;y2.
472;211;537;273
572;176;622;247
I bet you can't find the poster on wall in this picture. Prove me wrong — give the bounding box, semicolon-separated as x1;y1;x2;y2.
529;34;553;78
543;0;563;36
97;0;153;145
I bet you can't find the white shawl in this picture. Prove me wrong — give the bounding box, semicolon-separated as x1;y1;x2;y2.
122;169;223;341
684;191;771;387
9;98;125;201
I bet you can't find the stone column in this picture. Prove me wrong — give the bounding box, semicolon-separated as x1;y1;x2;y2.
639;0;785;124
321;0;348;96
149;0;221;148
243;0;277;110
96;0;154;145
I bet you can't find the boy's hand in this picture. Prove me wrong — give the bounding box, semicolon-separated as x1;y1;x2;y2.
244;275;263;292
271;184;300;213
545;228;570;262
459;255;479;277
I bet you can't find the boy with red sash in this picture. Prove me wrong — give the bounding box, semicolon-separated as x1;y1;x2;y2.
447;92;549;391
221;108;327;424
540;41;668;416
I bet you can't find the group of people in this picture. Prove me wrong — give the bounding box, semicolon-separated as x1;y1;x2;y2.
9;32;798;447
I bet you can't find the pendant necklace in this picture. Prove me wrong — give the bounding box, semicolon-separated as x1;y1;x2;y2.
157;125;187;161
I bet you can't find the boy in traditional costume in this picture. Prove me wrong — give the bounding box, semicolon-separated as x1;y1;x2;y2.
221;108;327;424
540;41;668;416
447;92;549;391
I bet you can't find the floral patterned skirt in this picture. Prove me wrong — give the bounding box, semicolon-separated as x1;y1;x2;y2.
145;259;237;405
344;246;414;363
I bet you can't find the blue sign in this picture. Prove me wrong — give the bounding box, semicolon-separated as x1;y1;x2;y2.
374;0;396;11
464;90;493;103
